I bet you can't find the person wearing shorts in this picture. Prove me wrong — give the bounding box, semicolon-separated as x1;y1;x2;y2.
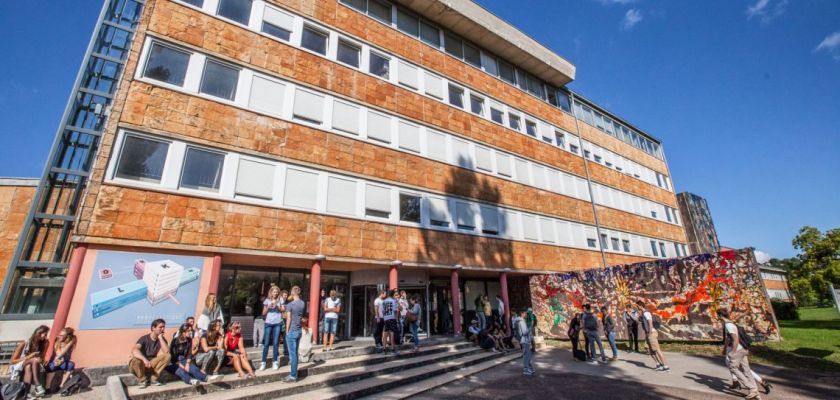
381;290;400;354
322;290;341;352
642;304;669;372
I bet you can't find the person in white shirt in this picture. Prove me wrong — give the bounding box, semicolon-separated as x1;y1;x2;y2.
398;290;409;345
321;290;341;352
381;290;400;354
641;303;669;372
717;308;763;399
495;295;506;328
373;290;386;351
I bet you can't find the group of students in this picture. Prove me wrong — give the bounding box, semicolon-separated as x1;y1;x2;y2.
472;294;506;331
8;326;78;398
371;289;423;354
128;287;307;389
465;308;536;375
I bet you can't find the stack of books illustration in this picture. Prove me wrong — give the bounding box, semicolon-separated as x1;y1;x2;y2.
90;259;199;318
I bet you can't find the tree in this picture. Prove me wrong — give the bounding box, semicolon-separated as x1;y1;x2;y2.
790;226;840;306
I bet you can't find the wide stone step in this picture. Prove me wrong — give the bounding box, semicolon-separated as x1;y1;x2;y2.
123;341;474;400
180;345;494;400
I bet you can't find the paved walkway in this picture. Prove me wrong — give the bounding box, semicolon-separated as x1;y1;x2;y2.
412;347;840;399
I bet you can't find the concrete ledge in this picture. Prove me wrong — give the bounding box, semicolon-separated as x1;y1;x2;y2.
106;375;128;400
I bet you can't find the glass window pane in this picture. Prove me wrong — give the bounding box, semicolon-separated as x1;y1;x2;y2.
217;0;252;25
490;108;504;124
115;135;169;182
419;20;440;47
396;9;419;37
508;114;521;131
200;59;239;100
143;43;190;86
180;147;224;191
342;0;366;12
499;61;515;84
399;193;421;223
182;0;204;7
525;121;537;137
368;0;391;24
369;52;390;79
469;96;484;115
556;91;572;112
301;26;328;55
463;43;481;67
337;40;360;68
262;22;291;41
448;85;464;108
444;32;463;59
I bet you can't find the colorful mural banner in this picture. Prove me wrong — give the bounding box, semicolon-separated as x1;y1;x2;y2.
79;250;204;330
530;249;779;341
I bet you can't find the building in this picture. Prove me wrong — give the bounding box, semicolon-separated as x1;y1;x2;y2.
0;0;688;367
759;264;793;302
677;192;720;255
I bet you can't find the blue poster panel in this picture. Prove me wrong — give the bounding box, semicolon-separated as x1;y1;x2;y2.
79;250;204;330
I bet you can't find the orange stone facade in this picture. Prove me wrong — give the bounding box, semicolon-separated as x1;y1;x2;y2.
0;180;37;285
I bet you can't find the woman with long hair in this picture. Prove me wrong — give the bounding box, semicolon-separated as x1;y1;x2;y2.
197;293;224;336
196;320;225;379
10;325;50;397
165;323;211;386
298;316;313;363
46;327;77;389
225;321;256;378
260;285;283;371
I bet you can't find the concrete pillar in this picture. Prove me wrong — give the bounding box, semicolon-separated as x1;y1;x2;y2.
451;268;461;336
208;254;222;295
389;262;400;291
500;271;511;336
309;255;324;344
46;244;87;360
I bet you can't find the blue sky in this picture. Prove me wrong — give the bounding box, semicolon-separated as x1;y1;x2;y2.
0;0;838;259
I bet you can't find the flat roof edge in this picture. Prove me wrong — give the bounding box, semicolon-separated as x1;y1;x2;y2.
0;177;39;186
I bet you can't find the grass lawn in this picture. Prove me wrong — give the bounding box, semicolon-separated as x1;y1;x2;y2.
546;307;840;372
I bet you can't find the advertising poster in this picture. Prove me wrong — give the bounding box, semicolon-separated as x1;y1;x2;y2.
79;250;204;330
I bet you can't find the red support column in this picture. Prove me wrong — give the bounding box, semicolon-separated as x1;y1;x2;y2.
389;263;399;291
451;268;462;336
47;244;88;360
500;271;511;336
309;256;324;344
208;254;222;295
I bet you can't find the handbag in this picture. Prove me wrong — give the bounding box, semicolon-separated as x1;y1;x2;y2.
406;311;417;323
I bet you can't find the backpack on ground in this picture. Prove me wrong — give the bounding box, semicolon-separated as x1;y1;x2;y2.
59;371;91;397
1;381;30;400
573;348;587;361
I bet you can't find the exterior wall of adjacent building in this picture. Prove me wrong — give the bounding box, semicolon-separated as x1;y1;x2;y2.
761;267;793;302
0;179;38;296
677;192;720;255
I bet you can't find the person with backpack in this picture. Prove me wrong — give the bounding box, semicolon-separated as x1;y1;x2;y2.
583;304;607;364
516;309;535;376
717;308;763;399
623;307;640;353
602;305;618;360
640;303;669;372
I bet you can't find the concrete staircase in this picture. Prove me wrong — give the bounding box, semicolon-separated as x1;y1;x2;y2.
108;337;520;400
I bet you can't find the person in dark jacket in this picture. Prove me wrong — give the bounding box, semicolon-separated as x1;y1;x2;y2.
602;304;618;360
583;304;607;363
567;312;582;359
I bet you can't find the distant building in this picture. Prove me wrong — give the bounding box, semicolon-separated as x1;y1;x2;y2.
677;192;720;255
759;264;793;302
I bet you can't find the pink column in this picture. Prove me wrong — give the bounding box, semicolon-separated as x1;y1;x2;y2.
451;268;461;335
47;244;88;360
389;263;399;291
309;256;324;344
500;271;511;336
208;254;222;294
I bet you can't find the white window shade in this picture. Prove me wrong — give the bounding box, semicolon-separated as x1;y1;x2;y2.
576;178;590;200
398;121;420;152
584;226;598;248
532;165;546;189
293;89;324;123
327;177;356;215
365;184;391;213
480;206;499;233
332;101;360;134
497;153;512;177
540;218;555;243
452;138;471;168
475;146;492;172
249;76;285;116
424;73;444;99
428;197;449;225
562;174;576;197
367;112;392;143
521;215;538;241
515;158;529;184
456;202;475;229
556;220;571;245
283;168;318;209
264;6;294;31
427;130;447;161
549;170;562;193
398;61;419;89
235;159;275;199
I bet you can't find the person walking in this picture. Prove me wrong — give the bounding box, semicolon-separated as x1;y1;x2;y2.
623;306;640;353
583;304;607;364
602;305;618;360
717;308;764;399
408;296;422;352
641;303;669;372
225;321;255;379
128;319;171;388
373;290;386;352
321;290;341;352
516;309;535;376
381;289;400;354
196;320;225;380
567;312;583;360
398;290;409;345
197;294;224;336
260;286;284;371
252;295;265;348
9;325;50;397
281;286;306;383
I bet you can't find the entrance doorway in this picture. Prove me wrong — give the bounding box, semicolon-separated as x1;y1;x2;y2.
349;285;431;339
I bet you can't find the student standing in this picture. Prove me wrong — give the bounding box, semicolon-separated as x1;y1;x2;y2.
321;290;341;352
197;294;224;336
583;304;607;364
482;295;492;333
641;303;669;372
9;325;50;397
225;321;256;379
717;308;763;399
623;307;640;353
373;290;386;351
408;296;422;352
516;309;535;376
474;294;485;330
567;312;582;359
381;289;400;354
398;290;409;345
260;286;283;371
281;286;306;383
495;295;506;328
46;327;78;390
602;305;618;360
196;320;225;379
128;319;171;388
252;295;265;348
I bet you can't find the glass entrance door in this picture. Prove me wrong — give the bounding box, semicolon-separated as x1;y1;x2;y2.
350;285;381;337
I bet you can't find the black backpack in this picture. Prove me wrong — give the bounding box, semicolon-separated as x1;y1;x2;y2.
1;381;30;400
736;325;753;350
652;314;662;330
59;371;91;397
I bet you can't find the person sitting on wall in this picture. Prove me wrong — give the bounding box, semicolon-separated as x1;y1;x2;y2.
173;316;196;341
129;319;171;389
225;321;255;379
466;319;481;343
9;325;50;397
166;323;217;386
46;327;78;391
196;320;225;380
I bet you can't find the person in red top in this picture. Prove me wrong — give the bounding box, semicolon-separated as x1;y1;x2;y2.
225;321;255;378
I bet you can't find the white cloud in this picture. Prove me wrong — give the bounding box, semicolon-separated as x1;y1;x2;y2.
595;0;637;4
754;250;772;264
815;31;840;61
621;9;643;30
746;0;788;23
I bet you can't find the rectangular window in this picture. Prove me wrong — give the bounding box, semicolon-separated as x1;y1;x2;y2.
426;130;447;161
366;112;392;143
115;135;169;182
651;210;658;219
587;238;597;248
556;90;572;112
600;234;608;249
396;9;419;36
481;52;498;76
583;150;591;159
451;138;471;168
594;154;603;163
327;176;356;215
397;61;418;89
665;208;673;223
369;52;390;79
490;107;504;124
200;59;239;100
474;146;492;172
399;193;421;223
496;153;512;177
428;198;449;227
262;6;293;41
569;144;579;154
397;121;420;152
143;43;190;86
448;84;464;108
217;0;252;25
181;0;204;6
456;202;475;230
622;239;631;253
532;165;546;189
249;76;285;116
301;26;328;55
419;20;440;47
235;158;274;199
284;168;318;209
514;158;529;184
368;0;392;24
525;120;538;137
508;114;521;131
540;218;555;243
463;42;481;67
498;61;516;84
365;184;391;218
521;215;538;241
650;240;659;257
180;147;224;192
444;32;463;58
292;89;325;124
337;40;361;68
469;95;484;116
611;237;620;251
332;101;360;134
660;243;667;258
480;206;499;235
424;72;444;99
555;131;566;148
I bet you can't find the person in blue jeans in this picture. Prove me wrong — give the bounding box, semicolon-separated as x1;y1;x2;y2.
321;290;341;351
166;324;217;386
408;296;421;352
260;285;284;371
601;304;618;360
583;304;607;364
282;286;306;383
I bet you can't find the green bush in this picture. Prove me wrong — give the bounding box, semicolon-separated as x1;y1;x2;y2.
771;299;799;320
